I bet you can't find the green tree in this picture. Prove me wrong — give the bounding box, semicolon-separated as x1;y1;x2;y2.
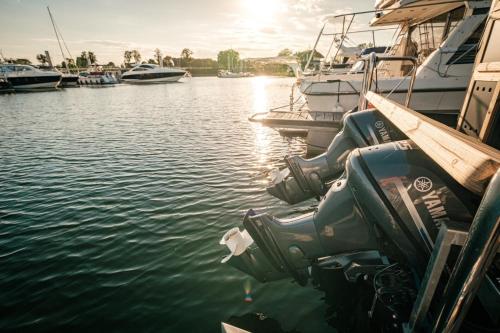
124;50;132;66
294;49;324;69
180;48;193;67
88;51;97;65
76;57;88;68
154;48;162;66
217;49;239;70
147;58;157;64
278;48;293;57
36;53;48;65
106;61;115;67
66;58;76;68
163;55;174;67
76;51;88;68
131;50;141;63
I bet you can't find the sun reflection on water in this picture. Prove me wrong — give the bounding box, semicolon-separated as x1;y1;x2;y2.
251;77;275;169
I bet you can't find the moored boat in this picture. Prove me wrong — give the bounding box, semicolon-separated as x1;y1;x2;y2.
59;73;79;87
78;65;118;86
221;2;500;332
121;64;186;84
0;64;61;91
217;70;254;78
254;0;491;154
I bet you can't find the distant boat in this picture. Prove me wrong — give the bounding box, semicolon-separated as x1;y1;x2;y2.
121;64;186;84
0;64;61;91
59;73;79;87
217;70;254;78
78;64;118;86
217;52;254;78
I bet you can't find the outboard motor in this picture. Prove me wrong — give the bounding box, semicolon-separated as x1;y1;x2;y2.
267;109;406;204
222;140;475;285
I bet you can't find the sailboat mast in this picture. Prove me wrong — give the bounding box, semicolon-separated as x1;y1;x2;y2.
47;6;68;72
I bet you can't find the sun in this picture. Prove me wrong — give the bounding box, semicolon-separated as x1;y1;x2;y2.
241;0;286;29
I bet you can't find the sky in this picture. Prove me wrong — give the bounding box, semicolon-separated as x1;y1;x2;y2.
0;0;380;65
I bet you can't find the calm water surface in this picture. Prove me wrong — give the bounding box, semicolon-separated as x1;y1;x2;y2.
0;77;332;332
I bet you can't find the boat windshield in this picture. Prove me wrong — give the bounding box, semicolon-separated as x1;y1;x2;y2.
15;65;35;72
408;6;466;62
0;65;15;73
139;64;156;69
378;5;467;76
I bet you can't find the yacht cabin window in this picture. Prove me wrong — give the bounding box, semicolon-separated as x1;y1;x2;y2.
0;66;15;73
16;66;33;72
409;6;466;62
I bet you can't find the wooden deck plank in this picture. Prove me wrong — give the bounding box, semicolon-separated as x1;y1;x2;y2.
366;91;500;195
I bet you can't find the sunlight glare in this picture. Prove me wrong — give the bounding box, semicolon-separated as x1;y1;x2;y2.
251;77;273;165
242;0;286;29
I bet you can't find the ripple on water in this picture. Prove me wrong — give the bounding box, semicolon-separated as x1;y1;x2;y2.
0;77;329;332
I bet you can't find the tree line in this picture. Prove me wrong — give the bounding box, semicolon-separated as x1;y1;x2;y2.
6;47;324;76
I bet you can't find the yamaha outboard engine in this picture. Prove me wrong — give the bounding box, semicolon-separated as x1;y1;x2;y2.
267;109;406;204
222;140;475;285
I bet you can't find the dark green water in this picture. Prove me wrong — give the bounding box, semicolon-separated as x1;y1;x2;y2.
0;77;333;332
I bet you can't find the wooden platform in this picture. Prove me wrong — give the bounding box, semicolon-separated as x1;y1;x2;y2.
249;110;343;130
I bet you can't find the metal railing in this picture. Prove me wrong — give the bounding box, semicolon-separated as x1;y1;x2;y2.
358;53;418;110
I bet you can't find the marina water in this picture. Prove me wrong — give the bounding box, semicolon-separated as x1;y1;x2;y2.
0;77;332;332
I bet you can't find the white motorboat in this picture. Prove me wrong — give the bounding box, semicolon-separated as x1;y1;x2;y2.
121;64;186;84
300;0;490;119
0;64;61;91
78;65;118;86
217;70;254;78
253;0;491;154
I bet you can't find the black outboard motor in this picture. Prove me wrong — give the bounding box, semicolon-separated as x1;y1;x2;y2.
222;140;475;285
267;109;406;204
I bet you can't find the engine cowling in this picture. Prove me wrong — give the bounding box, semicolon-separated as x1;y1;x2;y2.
222;140;476;284
267;109;406;204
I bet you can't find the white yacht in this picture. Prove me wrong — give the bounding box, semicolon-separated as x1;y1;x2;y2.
301;0;489;118
252;0;490;154
0;64;61;91
121;64;186;84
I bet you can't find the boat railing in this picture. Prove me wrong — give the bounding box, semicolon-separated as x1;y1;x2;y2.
302;10;400;75
358;53;417;111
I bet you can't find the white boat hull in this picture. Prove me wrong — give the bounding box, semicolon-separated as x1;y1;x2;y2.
78;76;117;86
12;81;60;91
121;75;184;84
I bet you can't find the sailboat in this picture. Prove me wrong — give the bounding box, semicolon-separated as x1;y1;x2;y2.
47;6;79;87
217;52;253;78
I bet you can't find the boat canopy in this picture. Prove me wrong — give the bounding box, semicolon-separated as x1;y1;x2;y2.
370;0;465;26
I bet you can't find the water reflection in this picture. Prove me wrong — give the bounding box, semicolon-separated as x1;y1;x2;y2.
252;77;275;169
